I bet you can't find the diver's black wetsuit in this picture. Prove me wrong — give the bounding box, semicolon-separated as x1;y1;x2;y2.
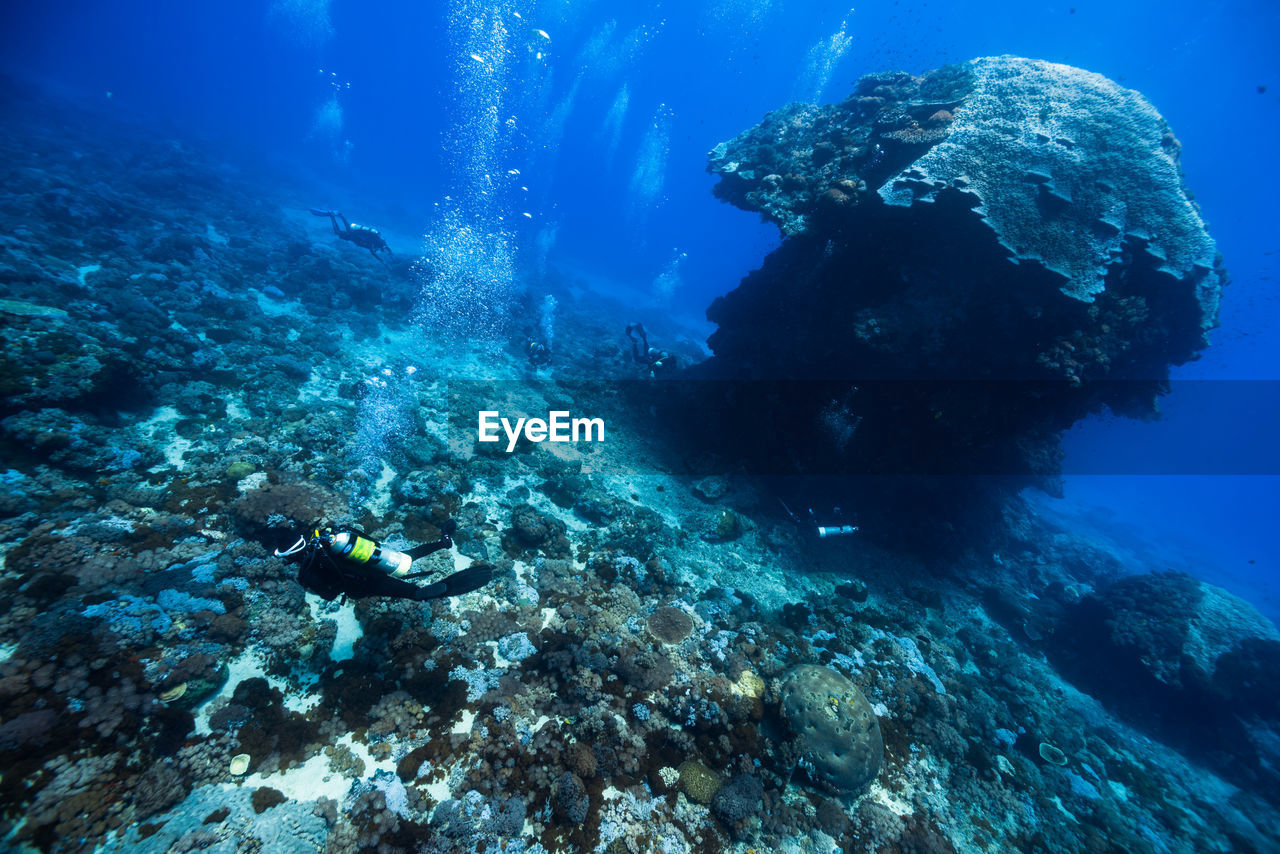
310;209;392;258
626;323;677;376
284;523;491;603
527;339;550;366
298;538;445;601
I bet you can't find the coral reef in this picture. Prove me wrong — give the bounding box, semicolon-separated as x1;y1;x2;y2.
0;75;1273;854
1046;571;1280;800
697;56;1227;554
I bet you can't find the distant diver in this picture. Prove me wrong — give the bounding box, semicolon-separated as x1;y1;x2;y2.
526;337;551;366
779;499;859;539
311;209;392;258
625;322;677;377
274;519;493;602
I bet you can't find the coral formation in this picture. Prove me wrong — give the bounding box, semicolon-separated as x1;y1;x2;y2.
1046;571;1280;799
646;604;694;644
697;56;1227;553
0;73;1272;854
676;759;721;804
779;664;883;792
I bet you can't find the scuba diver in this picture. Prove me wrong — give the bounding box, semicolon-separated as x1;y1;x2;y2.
274;519;493;602
310;209;392;258
779;499;859;539
625;322;677;378
526;338;551;366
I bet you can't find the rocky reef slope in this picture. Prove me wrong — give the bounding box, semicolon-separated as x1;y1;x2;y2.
697;56;1227;550
0;79;1275;854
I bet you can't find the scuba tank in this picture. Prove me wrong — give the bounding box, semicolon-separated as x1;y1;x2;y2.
323;530;413;577
816;524;859;538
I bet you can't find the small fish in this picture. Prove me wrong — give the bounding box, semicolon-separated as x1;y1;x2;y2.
508;168;521;176
536;29;550;40
470;53;486;64
522;212;533;219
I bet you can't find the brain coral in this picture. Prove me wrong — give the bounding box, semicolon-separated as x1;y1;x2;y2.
780;665;882;792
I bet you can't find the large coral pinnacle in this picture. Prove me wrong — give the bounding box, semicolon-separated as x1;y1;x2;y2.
698;56;1228;553
710;55;1223;332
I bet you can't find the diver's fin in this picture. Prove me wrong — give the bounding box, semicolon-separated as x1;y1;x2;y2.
405;539;447;560
404;520;459;560
415;565;493;600
310;208;337;216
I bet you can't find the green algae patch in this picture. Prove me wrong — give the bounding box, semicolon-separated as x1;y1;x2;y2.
226;461;256;480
